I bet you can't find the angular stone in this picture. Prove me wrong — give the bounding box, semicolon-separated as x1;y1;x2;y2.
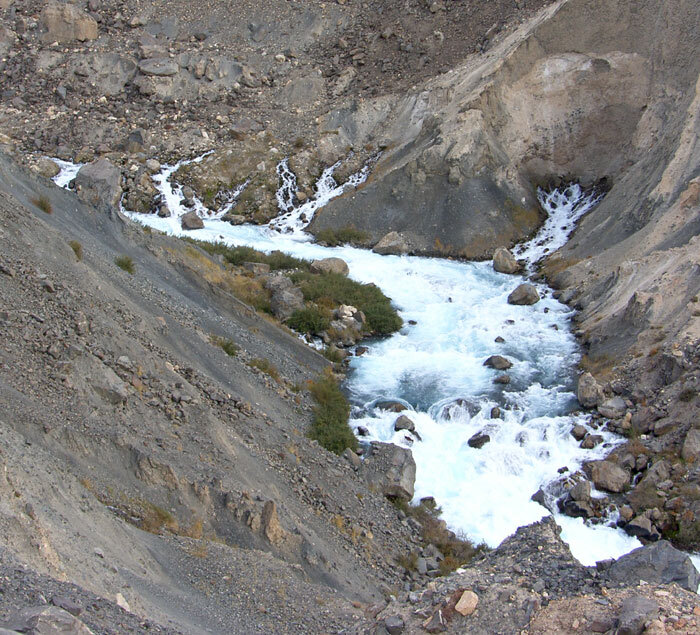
76;159;122;214
5;606;93;634
616;596;659;635
394;415;415;432
310;257;349;276
270;287;304;321
41;1;98;43
598;396;627;419
625;514;660;541
180;211;204;230
138;58;179;77
468;432;490;449
384;614;405;634
363;442;416;500
372;231;409;255
492;247;520;274
584;460;629;493
570;480;591;502
681;428;700;462
570;424;588;441
608;540;700;592
507;283;539;305
580;434;603;449
454;590;478;616
577;372;604;408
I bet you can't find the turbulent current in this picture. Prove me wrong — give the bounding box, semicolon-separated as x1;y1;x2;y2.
54;157;643;565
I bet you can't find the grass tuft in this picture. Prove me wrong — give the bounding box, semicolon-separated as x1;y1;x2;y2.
114;255;135;274
316;225;370;247
248;357;281;383
32;194;53;214
307;369;357;455
211;335;239;357
68;240;83;261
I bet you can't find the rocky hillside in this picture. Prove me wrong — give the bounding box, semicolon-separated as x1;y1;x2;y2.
1;0;700;633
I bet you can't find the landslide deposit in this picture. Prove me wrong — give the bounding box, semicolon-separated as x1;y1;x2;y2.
1;0;700;633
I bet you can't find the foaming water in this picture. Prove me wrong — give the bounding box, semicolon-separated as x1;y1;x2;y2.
56;156;645;563
50;158;83;189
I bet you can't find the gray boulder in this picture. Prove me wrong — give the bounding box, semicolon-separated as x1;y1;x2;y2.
394;415;415;432
577;372;604;408
493;247;520;274
138;58;179;77
681;428;700;462
363;442;416;500
372;231;410;255
598;396;627;419
270;287;304;321
616;596;659;635
584;460;629;493
4;605;93;634
507;283;540;305
310;257;349;276
180;211;204;230
75;159;122;214
608;540;700;592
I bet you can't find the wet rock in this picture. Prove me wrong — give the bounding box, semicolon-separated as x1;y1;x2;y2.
483;355;513;370
394;415;415;432
494;374;511;384
598;396;627;419
41;1;98;43
584;460;628;493
490;406;501;418
310;257;349;275
372;231;409;255
507;283;539;305
607;540;700;592
570;424;588;441
625;514;660;541
374;400;408;413
75;159;122;214
492;247;520;274
570;480;591;502
577;372;604;408
363;442;416;500
681;428;700;462
180;211;204;230
468;431;490;449
616;596;659;635
580;433;603;449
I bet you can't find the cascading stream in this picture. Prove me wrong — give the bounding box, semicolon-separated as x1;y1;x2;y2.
54;157;646;566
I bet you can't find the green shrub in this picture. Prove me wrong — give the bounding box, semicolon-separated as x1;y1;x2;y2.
211;335;239;357
290;271;402;335
115;255;135;274
68;240;83;261
248;357;281;383
322;346;344;363
183;239;309;271
307;370;357;455
287;305;331;335
316;225;370;247
32;194;52;214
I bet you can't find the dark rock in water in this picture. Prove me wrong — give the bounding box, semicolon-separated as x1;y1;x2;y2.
468;431;490;449
616;596;659;635
494;374;511;384
310;257;349;276
440;398;481;420
561;497;594;519
531;489;546;506
490;406;501;419
180;210;204;230
607;540;700;591
493;247;521;274
494;336;505;343
580;433;603;449
355;346;369;356
375;400;409;413
356;426;369;437
507;283;540;305
394;415;415;432
483;355;513;370
570;424;588;441
408;319;418;325
625;514;660;542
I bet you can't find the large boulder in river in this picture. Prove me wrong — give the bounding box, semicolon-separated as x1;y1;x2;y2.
362;442;416;500
372;231;410;256
607;541;700;592
493;247;521;274
41;1;98;43
180;211;204;230
310;257;349;276
483;355;513;370
75;159;122;215
584;460;629;493
507;283;540;305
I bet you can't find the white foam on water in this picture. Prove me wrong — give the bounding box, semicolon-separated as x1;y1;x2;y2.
51;158;83;189
116;159;697;578
513;184;603;267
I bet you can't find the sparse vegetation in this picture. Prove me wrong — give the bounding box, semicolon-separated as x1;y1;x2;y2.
185;239;309;271
390;497;487;575
211;335;239;357
290;271;402;335
68;240;83;261
287;304;331;335
316;225;370;247
248;357;281;383
115;255;135;274
307;369;357;455
31;194;52;214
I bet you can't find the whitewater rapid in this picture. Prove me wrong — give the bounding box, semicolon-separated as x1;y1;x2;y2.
54;157;646;566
